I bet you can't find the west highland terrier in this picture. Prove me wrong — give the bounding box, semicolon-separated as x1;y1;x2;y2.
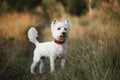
27;19;70;74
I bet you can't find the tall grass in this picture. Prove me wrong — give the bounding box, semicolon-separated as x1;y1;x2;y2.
49;25;120;80
0;27;119;80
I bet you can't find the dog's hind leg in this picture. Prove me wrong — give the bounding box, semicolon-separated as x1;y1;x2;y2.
39;59;44;74
30;56;40;74
61;58;65;69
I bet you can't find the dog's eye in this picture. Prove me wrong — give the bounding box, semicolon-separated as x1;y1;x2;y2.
57;28;61;30
64;28;67;31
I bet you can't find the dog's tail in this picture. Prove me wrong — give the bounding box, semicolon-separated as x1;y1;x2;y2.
27;27;39;46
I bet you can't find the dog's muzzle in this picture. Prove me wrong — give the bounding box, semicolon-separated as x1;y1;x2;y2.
60;35;67;41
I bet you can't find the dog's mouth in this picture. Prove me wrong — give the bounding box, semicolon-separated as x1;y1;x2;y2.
60;35;67;41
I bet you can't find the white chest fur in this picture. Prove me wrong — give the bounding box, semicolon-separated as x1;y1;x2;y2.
52;42;67;58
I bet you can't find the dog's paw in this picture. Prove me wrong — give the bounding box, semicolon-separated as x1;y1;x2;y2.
30;71;36;75
50;69;55;73
39;71;44;74
31;73;36;75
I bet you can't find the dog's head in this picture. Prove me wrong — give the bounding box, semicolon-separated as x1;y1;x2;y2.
51;19;70;41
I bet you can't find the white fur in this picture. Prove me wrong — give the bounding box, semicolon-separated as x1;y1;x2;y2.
27;19;70;74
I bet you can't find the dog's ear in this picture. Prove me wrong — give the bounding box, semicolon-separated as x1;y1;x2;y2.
65;20;70;27
51;19;58;27
52;19;58;25
53;19;57;24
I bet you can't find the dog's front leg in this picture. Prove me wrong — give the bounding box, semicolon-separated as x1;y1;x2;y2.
50;57;55;72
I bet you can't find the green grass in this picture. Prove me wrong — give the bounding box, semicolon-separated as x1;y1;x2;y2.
0;30;120;80
49;34;120;80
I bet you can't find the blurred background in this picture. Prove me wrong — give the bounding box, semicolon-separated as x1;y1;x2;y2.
0;0;120;80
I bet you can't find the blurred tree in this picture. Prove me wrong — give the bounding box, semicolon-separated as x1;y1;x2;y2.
0;0;42;12
0;0;89;16
42;0;56;11
58;0;88;15
42;0;62;18
2;0;119;16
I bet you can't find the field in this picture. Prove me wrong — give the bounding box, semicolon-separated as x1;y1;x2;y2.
0;1;120;80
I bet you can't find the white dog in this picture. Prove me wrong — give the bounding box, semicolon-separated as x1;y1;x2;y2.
27;19;70;74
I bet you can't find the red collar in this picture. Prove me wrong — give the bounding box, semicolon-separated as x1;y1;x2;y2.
54;39;65;45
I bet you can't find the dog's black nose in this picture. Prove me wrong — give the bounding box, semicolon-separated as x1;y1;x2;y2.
62;32;66;35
